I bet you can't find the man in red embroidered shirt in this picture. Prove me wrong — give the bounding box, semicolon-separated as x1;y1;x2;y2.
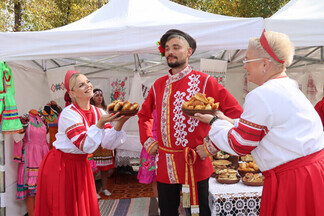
138;29;243;216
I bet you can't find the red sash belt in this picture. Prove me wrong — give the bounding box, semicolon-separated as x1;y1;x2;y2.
159;146;200;215
262;149;324;216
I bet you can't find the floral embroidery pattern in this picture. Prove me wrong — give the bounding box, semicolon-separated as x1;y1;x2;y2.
110;77;128;102
202;70;226;86
168;66;192;84
166;154;177;183
50;82;65;92
161;82;171;148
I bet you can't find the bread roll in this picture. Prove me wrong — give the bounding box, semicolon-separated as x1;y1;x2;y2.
114;102;123;111
129;103;139;111
107;102;116;111
122;101;132;111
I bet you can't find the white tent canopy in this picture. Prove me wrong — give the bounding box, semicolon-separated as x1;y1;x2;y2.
265;0;324;47
0;0;263;61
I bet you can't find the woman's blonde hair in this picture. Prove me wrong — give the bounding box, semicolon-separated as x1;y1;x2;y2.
69;73;83;92
249;31;295;70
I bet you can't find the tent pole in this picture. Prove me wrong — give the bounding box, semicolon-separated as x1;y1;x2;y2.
0;133;5;216
134;54;143;73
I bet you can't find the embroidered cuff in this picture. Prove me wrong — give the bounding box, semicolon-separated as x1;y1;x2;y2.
144;137;158;153
204;137;220;156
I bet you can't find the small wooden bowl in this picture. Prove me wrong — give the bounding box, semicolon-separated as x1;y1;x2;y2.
242;180;264;186
108;109;139;117
181;108;216;117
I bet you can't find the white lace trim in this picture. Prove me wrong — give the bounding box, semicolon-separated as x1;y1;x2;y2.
173;91;188;147
186;74;200;132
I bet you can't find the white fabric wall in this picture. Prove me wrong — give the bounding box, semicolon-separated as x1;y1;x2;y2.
8;62;51;114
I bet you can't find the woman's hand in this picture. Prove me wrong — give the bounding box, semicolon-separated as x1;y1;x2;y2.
96;113;125;129
113;115;132;131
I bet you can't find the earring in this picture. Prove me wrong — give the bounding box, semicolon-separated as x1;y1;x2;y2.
263;69;266;74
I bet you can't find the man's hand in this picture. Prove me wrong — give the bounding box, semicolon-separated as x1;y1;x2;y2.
196;144;208;160
149;143;159;157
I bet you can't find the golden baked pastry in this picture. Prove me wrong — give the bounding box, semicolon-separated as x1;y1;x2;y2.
107;100;140;112
218;173;238;180
215;168;237;175
243;173;264;183
238;161;259;172
212;160;232;169
182;93;219;110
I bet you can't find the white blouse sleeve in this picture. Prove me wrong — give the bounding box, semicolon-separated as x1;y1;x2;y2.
101;127;127;150
59;109;104;153
209;119;239;155
208;91;271;156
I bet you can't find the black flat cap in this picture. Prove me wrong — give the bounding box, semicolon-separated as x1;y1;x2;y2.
160;29;197;54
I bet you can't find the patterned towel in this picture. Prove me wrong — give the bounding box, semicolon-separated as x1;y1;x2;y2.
200;58;227;87
46;65;75;100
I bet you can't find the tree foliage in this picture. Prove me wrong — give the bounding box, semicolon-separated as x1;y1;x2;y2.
0;0;108;32
171;0;290;18
0;0;289;32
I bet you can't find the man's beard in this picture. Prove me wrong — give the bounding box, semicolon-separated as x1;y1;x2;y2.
167;56;185;68
167;62;180;68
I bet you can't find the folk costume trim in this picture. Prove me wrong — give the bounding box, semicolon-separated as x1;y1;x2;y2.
161;66;192;183
203;137;218;156
144;137;158;153
173;90;188;147
227;118;269;155
160;145;200;214
65;104;102;150
186;73;201;133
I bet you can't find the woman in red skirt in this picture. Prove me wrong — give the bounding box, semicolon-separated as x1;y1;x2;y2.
35;70;130;216
194;31;324;216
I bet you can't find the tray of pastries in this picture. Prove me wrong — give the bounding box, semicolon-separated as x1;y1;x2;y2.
216;170;240;184
212;159;232;169
238;161;260;177
242;173;264;186
182;92;219;116
107;100;140;116
214;168;237;177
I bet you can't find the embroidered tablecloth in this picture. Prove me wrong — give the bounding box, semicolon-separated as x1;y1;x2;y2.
208;178;263;216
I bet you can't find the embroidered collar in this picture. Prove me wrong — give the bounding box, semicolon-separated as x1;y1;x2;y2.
167;65;192;84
